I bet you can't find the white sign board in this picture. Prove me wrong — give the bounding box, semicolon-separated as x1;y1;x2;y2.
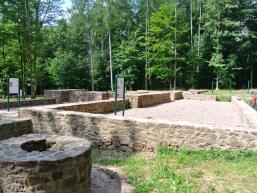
9;78;19;94
117;77;124;98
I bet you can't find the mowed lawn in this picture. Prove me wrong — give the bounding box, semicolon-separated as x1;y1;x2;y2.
203;89;257;103
93;147;257;193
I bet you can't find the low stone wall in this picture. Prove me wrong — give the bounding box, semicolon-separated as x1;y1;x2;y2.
44;89;109;103
232;96;257;129
189;89;208;94
0;119;32;140
44;89;70;103
19;107;257;151
0;98;56;109
127;92;171;108
170;91;183;100
69;90;109;102
48;99;129;114
0;111;19;120
183;92;217;101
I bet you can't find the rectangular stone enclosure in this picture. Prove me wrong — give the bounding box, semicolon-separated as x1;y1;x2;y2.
0;98;56;109
18;96;257;152
44;89;109;104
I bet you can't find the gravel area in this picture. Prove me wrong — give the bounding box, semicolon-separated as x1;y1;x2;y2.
115;100;243;128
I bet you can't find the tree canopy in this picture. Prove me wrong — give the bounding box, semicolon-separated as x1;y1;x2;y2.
0;0;257;97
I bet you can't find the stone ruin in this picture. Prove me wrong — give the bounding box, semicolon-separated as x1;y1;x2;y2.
0;132;132;193
1;89;257;192
0;134;91;193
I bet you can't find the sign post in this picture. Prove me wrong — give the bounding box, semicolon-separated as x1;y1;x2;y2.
211;81;214;94
114;76;125;116
114;77;118;115
248;80;250;94
7;78;20;111
229;80;232;94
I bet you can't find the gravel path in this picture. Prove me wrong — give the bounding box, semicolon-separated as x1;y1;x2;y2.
115;100;243;128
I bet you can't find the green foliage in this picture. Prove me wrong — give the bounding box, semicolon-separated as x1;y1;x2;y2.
147;3;189;85
113;32;140;90
48;51;87;88
0;0;257;92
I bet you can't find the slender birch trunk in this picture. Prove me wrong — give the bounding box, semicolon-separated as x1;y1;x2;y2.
145;0;150;90
25;0;34;99
197;0;202;88
89;34;94;91
18;34;26;99
190;0;193;49
174;0;177;90
108;30;113;91
216;75;219;90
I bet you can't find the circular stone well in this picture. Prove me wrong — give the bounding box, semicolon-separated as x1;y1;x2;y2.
0;134;91;193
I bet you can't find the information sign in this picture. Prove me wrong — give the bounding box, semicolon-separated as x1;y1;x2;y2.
9;78;19;94
117;77;125;98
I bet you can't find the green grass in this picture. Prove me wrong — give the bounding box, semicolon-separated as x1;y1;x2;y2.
204;89;257;103
93;147;257;193
0;95;44;102
205;89;257;97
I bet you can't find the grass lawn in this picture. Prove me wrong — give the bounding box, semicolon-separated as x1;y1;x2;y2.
93;147;257;193
0;95;44;102
203;89;257;103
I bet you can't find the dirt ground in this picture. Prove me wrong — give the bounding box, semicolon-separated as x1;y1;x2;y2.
114;100;243;128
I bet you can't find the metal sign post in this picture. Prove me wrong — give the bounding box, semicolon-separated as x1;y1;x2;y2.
211;81;214;94
248;80;250;94
7;78;20;111
114;77;118;115
114;76;125;116
230;80;232;94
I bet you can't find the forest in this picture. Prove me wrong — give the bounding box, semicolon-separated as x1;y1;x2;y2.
0;0;256;98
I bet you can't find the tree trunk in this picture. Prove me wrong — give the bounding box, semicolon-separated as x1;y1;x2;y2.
174;0;177;90
101;40;104;63
31;3;40;99
25;0;34;99
251;66;253;88
145;0;150;90
197;0;202;88
89;34;94;91
108;30;114;91
2;29;6;98
247;54;253;88
216;75;219;90
190;0;193;49
18;34;26;99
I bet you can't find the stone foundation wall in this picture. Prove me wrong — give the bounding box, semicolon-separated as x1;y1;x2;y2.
0;111;19;120
44;89;109;104
44;90;70;103
170;91;183;100
189;89;208;94
69;90;109;102
232;96;257;129
19;107;257;151
48;99;129;114
0;98;56;109
127;92;171;108
183;92;217;101
0;119;32;140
